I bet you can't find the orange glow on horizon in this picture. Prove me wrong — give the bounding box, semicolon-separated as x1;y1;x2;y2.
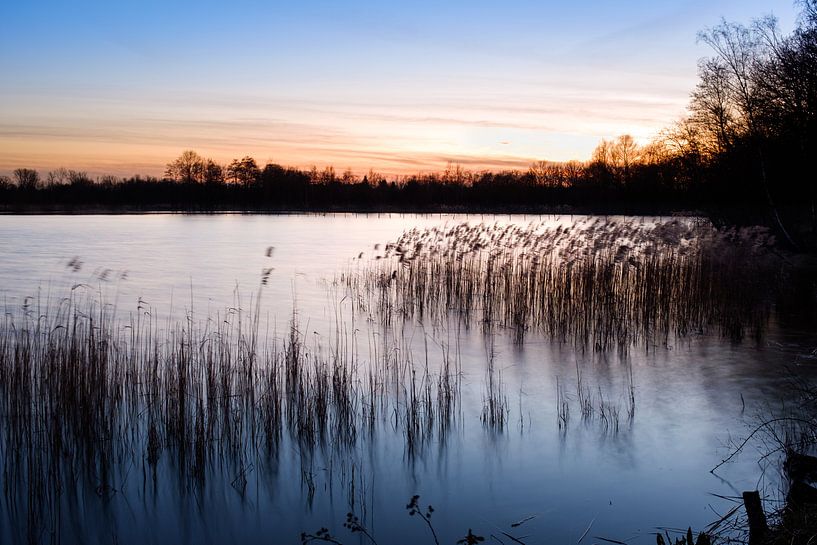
0;72;690;179
0;139;552;179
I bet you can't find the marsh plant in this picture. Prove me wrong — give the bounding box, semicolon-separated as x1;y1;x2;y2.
0;290;461;544
343;219;781;352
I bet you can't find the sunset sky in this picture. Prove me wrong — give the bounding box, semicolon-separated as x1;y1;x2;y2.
0;0;799;177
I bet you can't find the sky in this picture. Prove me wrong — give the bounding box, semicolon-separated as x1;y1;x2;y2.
0;0;801;177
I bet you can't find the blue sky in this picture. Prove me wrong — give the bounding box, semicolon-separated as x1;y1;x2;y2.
0;0;801;175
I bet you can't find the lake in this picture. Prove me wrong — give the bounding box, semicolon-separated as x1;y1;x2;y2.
0;213;813;545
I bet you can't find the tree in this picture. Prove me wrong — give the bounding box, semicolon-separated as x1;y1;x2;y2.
47;168;70;186
610;135;640;179
441;163;470;186
753;14;817;148
640;141;671;166
693;12;815;245
341;168;358;183
528;160;552;186
226;156;260;186
528;160;581;188
698;20;762;135
800;0;817;26
590;136;640;183
591;139;614;166
202;159;224;184
365;169;386;186
165;150;205;183
48;168;91;186
68;170;92;186
13;168;39;190
318;166;336;184
690;58;739;154
99;175;119;186
564;160;584;183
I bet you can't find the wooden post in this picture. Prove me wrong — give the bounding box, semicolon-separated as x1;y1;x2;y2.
743;490;767;545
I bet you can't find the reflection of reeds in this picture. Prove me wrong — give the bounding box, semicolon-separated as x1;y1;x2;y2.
345;219;780;353
556;376;569;429
0;294;460;544
481;335;508;430
553;362;632;435
626;362;636;421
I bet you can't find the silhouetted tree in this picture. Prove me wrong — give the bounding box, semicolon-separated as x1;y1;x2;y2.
365;169;386;186
99;174;120;186
46;168;70;186
226;156;260;186
202;159;224;185
68;170;93;187
13;168;39;190
698;20;761;135
589;136;642;185
441;163;470;186
165;150;205;183
341;168;358;183
611;135;640;181
528;160;553;186
690;58;738;154
696;16;804;244
316;166;336;184
46;168;91;187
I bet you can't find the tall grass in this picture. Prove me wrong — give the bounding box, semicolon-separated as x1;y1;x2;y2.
0;291;460;544
343;219;781;353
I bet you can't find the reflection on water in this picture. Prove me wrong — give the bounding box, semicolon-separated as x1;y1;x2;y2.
0;213;814;545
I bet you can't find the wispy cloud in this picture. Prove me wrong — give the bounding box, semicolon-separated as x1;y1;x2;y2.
0;76;688;177
1;0;799;175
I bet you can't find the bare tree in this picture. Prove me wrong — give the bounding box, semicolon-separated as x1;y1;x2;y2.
699;18;796;246
611;135;640;178
341;168;358;183
365;169;386;186
799;0;817;25
68;170;91;185
690;58;739;154
165;150;205;183
13;168;39;190
698;20;762;133
640;140;670;166
442;163;470;186
591;136;640;182
528;160;552;186
591;139;614;166
47;167;70;186
317;166;336;184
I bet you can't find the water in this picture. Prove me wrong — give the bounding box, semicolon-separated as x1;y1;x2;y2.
0;213;813;545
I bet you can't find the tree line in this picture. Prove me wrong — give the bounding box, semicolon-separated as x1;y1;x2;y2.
1;1;815;244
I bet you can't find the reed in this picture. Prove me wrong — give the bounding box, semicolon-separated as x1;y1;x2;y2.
480;335;508;430
556;376;569;429
551;359;633;435
0;291;461;544
343;219;781;353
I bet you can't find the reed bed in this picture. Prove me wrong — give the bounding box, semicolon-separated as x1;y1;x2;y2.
0;292;460;544
343;219;781;352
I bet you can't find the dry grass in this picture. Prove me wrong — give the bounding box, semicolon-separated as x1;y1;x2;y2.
0;291;461;544
343;219;781;353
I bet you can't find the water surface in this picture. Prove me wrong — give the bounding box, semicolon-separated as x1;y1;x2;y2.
0;213;812;545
